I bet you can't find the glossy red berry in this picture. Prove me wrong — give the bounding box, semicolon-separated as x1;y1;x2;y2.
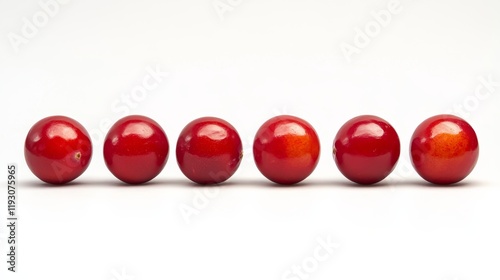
104;115;169;184
24;116;92;184
176;117;243;184
410;114;479;185
253;115;320;185
333;115;400;185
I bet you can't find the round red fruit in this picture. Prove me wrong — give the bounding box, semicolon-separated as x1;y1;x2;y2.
410;114;479;185
176;117;243;184
104;115;169;184
253;115;320;185
333;115;400;185
24;116;93;184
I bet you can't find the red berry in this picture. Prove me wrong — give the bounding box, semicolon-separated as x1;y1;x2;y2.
253;115;320;185
333;115;400;185
176;117;243;184
410;114;479;185
24;116;93;184
103;115;169;184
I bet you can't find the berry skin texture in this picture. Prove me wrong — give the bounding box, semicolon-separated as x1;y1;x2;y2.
104;115;169;184
410;114;479;185
24;116;93;184
253;115;320;185
333;115;400;185
176;117;243;184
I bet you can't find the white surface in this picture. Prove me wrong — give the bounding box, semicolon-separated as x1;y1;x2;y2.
1;0;500;279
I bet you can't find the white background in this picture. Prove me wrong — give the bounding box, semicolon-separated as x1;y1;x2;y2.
1;0;500;279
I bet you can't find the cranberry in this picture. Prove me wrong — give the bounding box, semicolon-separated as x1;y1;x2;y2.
24;116;93;184
253;115;320;185
410;114;479;185
333;115;400;185
103;115;169;184
176;117;243;184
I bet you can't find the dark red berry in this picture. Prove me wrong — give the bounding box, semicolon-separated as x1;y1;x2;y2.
24;116;93;184
333;115;400;185
176;117;243;184
103;115;169;184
